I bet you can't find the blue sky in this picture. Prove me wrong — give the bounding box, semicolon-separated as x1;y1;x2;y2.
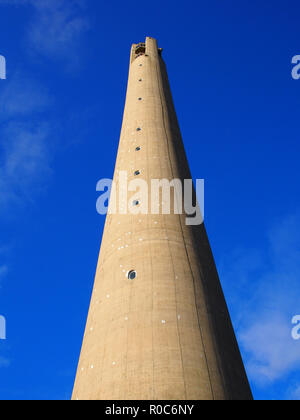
0;0;299;400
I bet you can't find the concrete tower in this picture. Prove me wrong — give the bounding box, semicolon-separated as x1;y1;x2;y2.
72;37;252;400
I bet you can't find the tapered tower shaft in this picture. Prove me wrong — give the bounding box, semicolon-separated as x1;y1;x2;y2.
72;37;252;400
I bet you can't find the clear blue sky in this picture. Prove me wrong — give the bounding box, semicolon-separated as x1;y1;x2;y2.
0;0;299;400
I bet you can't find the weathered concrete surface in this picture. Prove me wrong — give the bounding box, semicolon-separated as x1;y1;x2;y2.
72;37;253;401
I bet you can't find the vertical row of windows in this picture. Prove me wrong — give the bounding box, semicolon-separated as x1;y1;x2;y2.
125;61;145;281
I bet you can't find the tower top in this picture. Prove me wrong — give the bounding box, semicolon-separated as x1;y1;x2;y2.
130;37;163;63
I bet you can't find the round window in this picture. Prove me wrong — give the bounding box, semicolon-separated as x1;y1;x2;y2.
134;170;140;176
128;270;137;280
135;147;141;151
133;200;140;206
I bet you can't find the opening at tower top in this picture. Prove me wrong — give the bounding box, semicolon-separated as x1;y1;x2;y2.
133;39;163;60
135;43;145;59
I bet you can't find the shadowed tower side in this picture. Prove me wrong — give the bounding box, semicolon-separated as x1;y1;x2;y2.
72;37;253;400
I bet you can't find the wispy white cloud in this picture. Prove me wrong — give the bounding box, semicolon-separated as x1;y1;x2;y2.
240;313;300;384
0;121;52;209
0;356;10;368
0;1;88;209
219;212;300;386
0;72;53;211
0;74;51;119
0;248;9;287
29;0;89;61
0;0;89;65
289;385;300;400
0;246;10;255
0;265;8;280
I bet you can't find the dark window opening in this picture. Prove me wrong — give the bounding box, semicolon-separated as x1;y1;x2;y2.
128;270;137;280
135;43;146;56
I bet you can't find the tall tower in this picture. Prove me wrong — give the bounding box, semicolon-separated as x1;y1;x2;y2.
72;37;252;400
